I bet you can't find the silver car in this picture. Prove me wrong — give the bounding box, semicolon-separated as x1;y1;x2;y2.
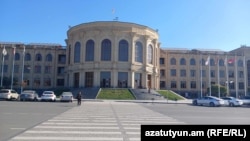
192;96;225;107
0;89;19;100
41;91;56;102
20;90;39;101
221;97;243;107
60;92;73;102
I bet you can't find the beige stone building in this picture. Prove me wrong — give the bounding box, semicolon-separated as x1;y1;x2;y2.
0;42;66;92
65;21;160;89
159;48;247;98
0;21;250;98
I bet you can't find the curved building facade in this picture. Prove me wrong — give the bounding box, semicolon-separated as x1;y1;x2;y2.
65;21;160;89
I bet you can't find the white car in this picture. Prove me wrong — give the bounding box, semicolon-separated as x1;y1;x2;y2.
60;92;73;102
192;96;225;107
240;96;250;105
221;97;243;107
41;91;56;102
0;89;19;100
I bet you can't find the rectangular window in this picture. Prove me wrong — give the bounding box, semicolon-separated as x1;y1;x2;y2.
190;70;196;77
239;82;244;89
170;69;176;76
160;70;165;77
45;66;51;74
180;69;186;77
44;78;51;86
229;70;234;78
171;81;177;88
118;72;128;88
180;81;186;88
160;81;165;89
14;65;19;73
191;81;196;89
211;70;215;77
239;71;244;78
160;58;165;65
220;70;225;78
57;79;64;86
34;66;41;73
58;55;66;64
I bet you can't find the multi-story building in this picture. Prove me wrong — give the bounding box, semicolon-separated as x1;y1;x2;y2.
0;21;249;98
0;42;66;92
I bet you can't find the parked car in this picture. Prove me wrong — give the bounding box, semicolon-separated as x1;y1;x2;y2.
60;92;73;102
20;90;39;101
0;89;19;100
40;91;56;102
240;96;250;105
192;96;225;107
221;97;243;107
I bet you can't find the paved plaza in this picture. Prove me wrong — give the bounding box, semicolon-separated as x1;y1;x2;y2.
9;101;185;141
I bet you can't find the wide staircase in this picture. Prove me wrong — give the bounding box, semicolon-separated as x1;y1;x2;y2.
129;88;166;100
71;87;100;99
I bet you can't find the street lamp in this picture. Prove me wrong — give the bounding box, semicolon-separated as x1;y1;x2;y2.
226;80;234;96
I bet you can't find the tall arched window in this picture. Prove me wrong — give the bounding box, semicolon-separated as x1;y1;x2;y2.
219;59;224;66
85;40;95;61
170;58;176;65
135;41;143;63
118;40;128;61
147;45;153;64
35;53;42;61
45;54;52;62
15;53;20;61
180;58;186;65
190;58;196;65
25;53;31;61
74;42;81;63
101;39;111;61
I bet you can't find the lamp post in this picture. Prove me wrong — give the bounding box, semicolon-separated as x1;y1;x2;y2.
226;80;234;96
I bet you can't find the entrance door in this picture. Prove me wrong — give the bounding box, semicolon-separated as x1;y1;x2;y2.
74;73;79;88
85;72;94;87
147;74;151;89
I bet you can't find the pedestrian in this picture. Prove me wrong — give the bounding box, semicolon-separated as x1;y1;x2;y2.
77;91;82;106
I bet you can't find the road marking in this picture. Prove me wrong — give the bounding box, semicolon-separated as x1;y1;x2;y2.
11;128;26;130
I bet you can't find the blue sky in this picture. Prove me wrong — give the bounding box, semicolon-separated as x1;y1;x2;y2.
1;0;250;51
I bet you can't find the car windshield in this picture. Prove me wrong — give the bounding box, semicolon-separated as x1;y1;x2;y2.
43;91;53;94
62;92;72;96
0;90;9;93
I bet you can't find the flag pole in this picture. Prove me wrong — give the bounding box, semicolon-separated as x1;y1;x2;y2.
244;55;247;96
217;56;220;98
1;46;6;87
11;47;16;90
208;55;211;96
225;55;229;96
200;53;203;98
21;45;25;93
235;54;238;98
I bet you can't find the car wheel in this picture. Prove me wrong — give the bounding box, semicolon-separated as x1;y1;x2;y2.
229;103;234;107
193;101;197;105
209;102;215;107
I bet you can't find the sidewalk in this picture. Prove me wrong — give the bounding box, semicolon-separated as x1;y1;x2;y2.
84;99;193;104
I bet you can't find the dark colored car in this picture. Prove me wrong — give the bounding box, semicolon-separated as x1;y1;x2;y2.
20;90;39;101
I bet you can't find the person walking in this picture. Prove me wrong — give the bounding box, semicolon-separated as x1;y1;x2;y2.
76;91;82;106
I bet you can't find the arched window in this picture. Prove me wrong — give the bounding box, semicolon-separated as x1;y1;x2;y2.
119;40;128;61
25;53;31;61
15;53;20;61
147;45;153;64
219;59;224;66
74;42;81;63
238;60;243;67
45;54;52;62
190;58;196;65
180;58;186;65
85;40;94;61
135;41;143;63
101;39;111;61
210;59;215;66
170;58;176;65
35;53;42;61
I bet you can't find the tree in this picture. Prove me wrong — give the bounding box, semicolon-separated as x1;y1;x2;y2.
207;84;227;97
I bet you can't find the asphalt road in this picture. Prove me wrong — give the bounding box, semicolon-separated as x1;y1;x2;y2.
142;103;250;124
1;100;250;141
0;101;75;141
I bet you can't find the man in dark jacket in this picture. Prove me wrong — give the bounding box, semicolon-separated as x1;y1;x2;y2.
77;91;82;106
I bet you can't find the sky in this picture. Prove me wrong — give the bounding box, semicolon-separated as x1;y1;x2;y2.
0;0;250;51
